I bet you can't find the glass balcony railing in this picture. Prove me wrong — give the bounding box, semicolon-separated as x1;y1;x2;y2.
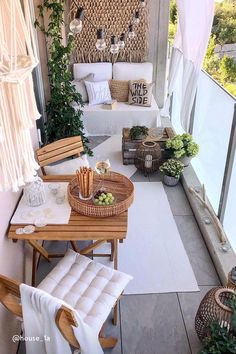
171;70;236;252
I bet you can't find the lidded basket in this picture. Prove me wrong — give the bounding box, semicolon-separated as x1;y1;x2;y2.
134;141;162;175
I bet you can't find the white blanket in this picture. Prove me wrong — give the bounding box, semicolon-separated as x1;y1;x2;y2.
20;284;103;354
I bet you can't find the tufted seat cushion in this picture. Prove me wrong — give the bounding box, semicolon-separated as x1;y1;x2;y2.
38;249;132;332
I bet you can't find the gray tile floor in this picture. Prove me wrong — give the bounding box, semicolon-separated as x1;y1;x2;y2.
18;136;221;354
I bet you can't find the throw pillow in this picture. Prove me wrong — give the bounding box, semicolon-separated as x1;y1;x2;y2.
128;81;153;107
44;155;89;175
84;80;112;105
109;80;129;102
71;73;94;103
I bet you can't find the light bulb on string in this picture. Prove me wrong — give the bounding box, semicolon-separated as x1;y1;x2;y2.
118;33;126;50
140;0;146;8
69;7;84;34
95;29;106;51
128;24;135;39
133;11;140;25
110;36;119;54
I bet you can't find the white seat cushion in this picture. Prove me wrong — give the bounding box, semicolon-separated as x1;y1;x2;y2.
113;62;153;83
73;63;113;81
38;249;132;331
44;155;89;175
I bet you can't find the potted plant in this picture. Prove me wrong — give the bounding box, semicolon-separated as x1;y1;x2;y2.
35;0;92;155
199;296;236;354
165;133;199;167
159;159;184;186
130;126;149;140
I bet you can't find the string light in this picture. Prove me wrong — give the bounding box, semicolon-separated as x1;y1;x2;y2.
69;5;144;53
69;7;84;34
128;24;136;39
140;0;146;8
110;36;119;54
133;11;140;25
95;29;106;51
118;33;126;50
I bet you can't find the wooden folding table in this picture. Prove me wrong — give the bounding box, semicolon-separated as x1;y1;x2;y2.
8;175;128;287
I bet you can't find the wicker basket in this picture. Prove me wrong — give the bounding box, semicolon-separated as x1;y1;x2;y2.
134;141;162;176
195;287;236;341
68;171;134;217
227;270;236;291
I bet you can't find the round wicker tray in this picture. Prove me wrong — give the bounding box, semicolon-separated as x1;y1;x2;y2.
68;171;134;217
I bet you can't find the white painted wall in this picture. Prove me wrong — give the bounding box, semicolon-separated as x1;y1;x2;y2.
0;124;38;354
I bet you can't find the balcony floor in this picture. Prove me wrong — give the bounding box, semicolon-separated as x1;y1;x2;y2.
18;136;221;354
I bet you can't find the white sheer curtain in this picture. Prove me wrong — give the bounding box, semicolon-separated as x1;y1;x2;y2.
166;0;215;131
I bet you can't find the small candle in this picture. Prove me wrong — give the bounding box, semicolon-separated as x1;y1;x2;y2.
145;154;153;169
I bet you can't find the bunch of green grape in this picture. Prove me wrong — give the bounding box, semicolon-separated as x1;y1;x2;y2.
94;191;115;205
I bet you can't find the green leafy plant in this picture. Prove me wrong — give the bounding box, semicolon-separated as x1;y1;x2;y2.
130;126;149;140
35;0;92;155
165;134;199;159
219;56;236;84
200;294;236;354
159;159;184;179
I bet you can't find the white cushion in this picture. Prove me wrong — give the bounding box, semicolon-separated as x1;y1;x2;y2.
38;249;132;331
71;73;94;102
113;62;153;83
44;155;89;175
73;63;113;81
85;80;112;105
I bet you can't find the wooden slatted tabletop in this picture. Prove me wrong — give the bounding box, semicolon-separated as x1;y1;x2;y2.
8;211;128;241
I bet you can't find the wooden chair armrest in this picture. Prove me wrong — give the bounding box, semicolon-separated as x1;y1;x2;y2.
0;275;22;317
55;305;80;348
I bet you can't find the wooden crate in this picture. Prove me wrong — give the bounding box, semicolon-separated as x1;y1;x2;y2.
122;127;175;165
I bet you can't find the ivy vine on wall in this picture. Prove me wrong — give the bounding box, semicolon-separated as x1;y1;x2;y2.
35;0;92;155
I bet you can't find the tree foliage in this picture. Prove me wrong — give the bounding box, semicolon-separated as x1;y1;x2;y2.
169;1;236;97
35;0;92;155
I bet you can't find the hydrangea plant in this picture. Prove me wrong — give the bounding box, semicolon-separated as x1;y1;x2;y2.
166;133;199;159
159;159;184;179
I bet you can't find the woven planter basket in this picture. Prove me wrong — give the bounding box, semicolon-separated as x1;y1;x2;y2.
68;171;134;217
195;287;236;341
227;270;236;291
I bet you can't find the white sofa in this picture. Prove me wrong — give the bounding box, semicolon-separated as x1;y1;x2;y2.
73;62;160;136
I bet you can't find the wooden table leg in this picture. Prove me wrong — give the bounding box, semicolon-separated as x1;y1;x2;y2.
113;239;118;325
70;241;81;253
32;248;37;286
113;239;118;270
113;301;118;326
110;240;114;261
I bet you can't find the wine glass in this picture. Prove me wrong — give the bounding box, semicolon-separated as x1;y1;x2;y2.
94;158;111;191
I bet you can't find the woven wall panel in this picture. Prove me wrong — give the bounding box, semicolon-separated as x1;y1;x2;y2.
70;0;149;63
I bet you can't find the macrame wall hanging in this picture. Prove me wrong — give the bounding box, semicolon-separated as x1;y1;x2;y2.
0;0;40;192
70;0;149;63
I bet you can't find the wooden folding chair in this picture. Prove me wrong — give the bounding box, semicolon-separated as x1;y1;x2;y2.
36;135;84;252
0;250;131;350
36;136;84;176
